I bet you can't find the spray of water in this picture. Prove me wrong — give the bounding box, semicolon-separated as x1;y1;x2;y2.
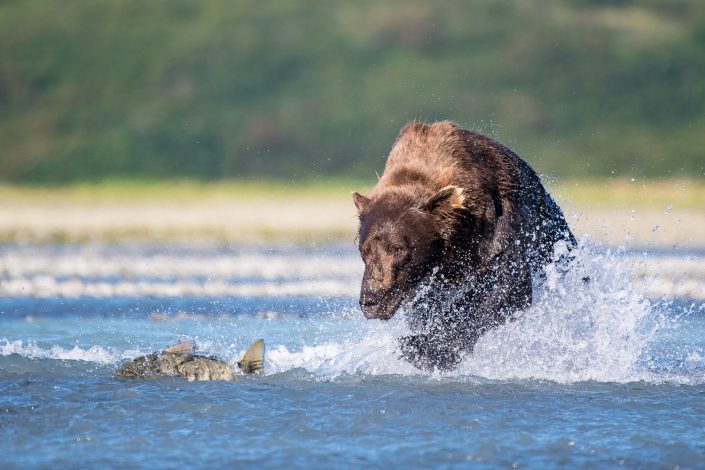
460;241;659;382
266;239;668;383
1;239;691;384
0;339;137;364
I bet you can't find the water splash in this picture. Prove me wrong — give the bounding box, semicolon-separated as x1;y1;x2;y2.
2;240;701;384
262;240;672;384
461;241;659;382
266;318;418;378
0;339;138;364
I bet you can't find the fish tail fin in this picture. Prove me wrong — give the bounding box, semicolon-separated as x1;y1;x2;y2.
162;341;194;355
237;339;264;374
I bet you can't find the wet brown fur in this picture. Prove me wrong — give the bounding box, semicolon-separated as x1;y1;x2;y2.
354;121;575;371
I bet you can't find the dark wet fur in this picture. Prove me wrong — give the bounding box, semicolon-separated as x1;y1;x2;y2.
353;121;575;371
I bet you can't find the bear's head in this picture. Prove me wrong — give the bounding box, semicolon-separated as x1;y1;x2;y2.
353;185;466;320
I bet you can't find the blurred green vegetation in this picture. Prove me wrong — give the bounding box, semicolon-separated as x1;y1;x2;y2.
0;178;372;202
2;178;704;210
1;0;704;183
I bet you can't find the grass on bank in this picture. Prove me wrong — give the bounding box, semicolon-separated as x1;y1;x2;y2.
0;178;703;209
550;178;705;210
0;178;374;202
0;178;702;245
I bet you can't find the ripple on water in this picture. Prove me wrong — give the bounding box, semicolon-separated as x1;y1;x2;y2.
2;242;705;467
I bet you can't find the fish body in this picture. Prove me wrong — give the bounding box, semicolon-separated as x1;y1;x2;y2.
116;339;264;381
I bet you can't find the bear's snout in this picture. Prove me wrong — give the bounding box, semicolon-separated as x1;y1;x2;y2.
359;290;382;319
360;287;402;320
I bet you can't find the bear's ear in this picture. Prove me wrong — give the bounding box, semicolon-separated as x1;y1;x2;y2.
421;186;465;213
352;192;371;216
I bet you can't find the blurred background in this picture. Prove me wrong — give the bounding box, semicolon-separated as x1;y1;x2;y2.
4;3;705;464
0;0;704;244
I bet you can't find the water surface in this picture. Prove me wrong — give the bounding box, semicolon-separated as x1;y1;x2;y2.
2;242;705;468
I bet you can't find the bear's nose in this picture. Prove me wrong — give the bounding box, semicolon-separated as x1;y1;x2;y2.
359;292;381;319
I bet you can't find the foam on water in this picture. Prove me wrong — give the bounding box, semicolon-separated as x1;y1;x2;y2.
0;277;356;298
0;339;137;364
461;242;658;383
249;240;683;384
4;243;705;469
1;241;702;384
265;318;420;378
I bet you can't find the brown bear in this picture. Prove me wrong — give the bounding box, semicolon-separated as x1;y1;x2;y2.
353;120;575;371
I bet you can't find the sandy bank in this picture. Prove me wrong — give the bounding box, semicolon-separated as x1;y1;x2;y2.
0;180;703;247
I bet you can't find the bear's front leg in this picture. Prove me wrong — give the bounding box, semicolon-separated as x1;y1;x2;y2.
398;331;476;372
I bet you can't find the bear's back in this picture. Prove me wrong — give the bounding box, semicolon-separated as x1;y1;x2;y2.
373;120;574;272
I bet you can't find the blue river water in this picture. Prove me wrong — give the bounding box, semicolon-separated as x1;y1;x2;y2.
1;242;705;468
